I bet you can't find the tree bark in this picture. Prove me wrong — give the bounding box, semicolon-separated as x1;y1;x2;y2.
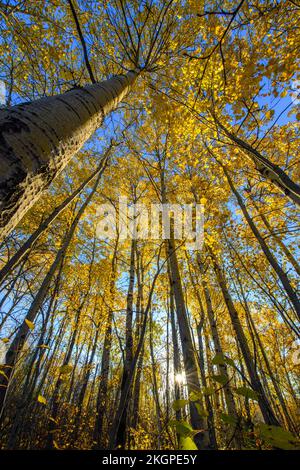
222;165;300;319
197;256;238;422
0;69;139;239
0;167;103;416
235;274;297;433
249;194;300;277
115;237;136;448
93;238;118;449
159;166;209;449
0;146;110;284
212;113;300;207
210;249;280;427
167;266;182;424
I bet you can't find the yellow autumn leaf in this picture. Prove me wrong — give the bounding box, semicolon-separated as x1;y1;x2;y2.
265;109;274;120
25;319;35;330
53;440;60;449
0;370;9;380
37;395;47;405
59;364;73;375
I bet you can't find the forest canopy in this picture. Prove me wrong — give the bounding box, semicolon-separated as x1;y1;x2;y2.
0;0;299;451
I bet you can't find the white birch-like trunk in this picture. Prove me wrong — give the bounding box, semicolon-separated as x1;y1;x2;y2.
0;70;139;239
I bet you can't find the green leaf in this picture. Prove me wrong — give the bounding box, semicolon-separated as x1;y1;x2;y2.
202;386;215;396
234;386;258;401
0;370;8;381
220;412;237;425
172;399;189;411
211;374;228;385
189;391;202;402
195;403;209;417
258;424;300;450
179;436;197;450
169;420;200;438
212;353;235;367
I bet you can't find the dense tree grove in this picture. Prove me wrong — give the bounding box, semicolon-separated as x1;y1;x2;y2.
0;0;299;451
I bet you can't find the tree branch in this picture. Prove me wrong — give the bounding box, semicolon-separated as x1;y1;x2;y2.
67;0;96;84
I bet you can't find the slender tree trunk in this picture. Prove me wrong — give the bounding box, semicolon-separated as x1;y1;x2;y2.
115;237;136;448
93;238;118;448
168;273;182;424
165;299;170;425
166;240;210;449
160;168;209;449
249;195;300;276
131;345;144;430
72;319;101;445
0;69;139;238
212;113;300;206
184;253;218;448
47;305;84;448
92;312;114;448
210;250;280;427
196;321;218;449
197;257;238;422
149;311;163;449
0;168;103;416
222;165;300;319
108;255;162;449
0;147;110;284
236;275;297;433
131;251;145;432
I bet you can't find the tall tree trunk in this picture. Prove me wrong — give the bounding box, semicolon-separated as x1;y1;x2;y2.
0;167;103;416
72;316;101;445
131;345;144;431
108;252;162;449
159;166;209;449
168;270;182;425
0;69;139;239
93;238;118;449
196;320;218;449
115;237;136;448
222;164;300;319
131;249;145;432
210;250;280;427
166;240;209;449
184;253;218;448
197;256;238;422
149;311;163;449
235;273;297;433
47;304;84;448
0;146;110;284
211;113;300;207
249;194;300;277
